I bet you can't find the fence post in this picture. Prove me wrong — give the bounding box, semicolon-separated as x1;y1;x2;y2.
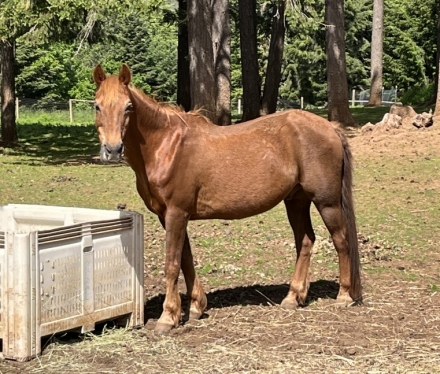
237;98;241;115
300;97;304;109
351;89;355;107
15;97;19;119
69;99;73;123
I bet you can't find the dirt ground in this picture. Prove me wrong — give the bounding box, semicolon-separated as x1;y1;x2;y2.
2;119;440;374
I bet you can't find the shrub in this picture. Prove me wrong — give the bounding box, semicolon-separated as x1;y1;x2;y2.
400;83;435;106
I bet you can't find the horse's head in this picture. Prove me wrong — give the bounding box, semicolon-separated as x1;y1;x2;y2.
93;64;133;163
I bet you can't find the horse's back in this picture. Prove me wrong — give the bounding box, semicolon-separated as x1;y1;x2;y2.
184;109;344;219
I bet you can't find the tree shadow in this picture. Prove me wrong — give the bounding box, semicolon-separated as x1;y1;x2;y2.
144;279;340;323
1;122;105;165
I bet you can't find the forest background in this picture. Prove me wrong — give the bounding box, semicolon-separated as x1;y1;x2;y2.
4;0;437;110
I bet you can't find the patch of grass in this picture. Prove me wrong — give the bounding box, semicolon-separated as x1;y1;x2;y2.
349;106;390;124
0;121;147;212
17;108;94;125
430;284;439;292
310;106;390;125
354;154;440;255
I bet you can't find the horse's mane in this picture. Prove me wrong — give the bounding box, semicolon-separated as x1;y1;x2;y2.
128;85;211;125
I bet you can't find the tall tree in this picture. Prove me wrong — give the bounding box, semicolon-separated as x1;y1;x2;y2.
238;0;261;121
1;39;18;145
366;0;383;106
213;0;231;125
434;2;440;118
177;0;191;111
325;0;355;126
261;0;285;115
188;0;230;124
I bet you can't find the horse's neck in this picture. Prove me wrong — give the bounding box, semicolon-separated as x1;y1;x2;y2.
124;90;183;175
129;89;167;129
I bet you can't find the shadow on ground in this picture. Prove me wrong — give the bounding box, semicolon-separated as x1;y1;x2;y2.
144;280;340;323
1;123;102;165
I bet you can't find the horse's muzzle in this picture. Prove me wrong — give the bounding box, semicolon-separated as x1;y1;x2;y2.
100;142;124;163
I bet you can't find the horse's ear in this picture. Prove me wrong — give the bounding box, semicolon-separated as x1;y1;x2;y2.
119;64;131;86
93;64;107;87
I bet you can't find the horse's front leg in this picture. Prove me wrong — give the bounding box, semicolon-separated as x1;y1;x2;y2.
181;234;207;320
155;209;188;334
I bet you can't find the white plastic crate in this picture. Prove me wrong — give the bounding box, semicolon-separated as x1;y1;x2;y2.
0;204;144;361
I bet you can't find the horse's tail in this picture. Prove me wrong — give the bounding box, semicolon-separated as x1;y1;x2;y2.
335;128;362;304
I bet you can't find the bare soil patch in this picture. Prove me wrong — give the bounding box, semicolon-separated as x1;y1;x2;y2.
2;123;440;374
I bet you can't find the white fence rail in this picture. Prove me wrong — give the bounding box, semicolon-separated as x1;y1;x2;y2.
13;89;400;123
349;87;398;106
15;98;95;123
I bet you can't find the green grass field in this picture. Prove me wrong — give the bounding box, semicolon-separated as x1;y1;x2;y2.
1;105;437;282
1;106;440;373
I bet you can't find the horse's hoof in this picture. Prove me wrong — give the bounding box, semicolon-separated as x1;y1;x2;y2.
280;298;299;310
189;309;203;320
189;306;203;320
336;293;353;305
154;322;174;335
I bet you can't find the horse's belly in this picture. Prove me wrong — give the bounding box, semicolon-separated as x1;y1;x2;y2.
193;173;295;220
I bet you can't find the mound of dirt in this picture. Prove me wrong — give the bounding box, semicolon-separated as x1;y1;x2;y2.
361;105;433;136
352;116;440;160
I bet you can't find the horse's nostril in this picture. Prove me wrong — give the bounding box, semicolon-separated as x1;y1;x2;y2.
103;143;123;158
117;143;124;154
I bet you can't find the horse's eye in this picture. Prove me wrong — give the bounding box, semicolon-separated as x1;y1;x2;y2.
125;103;133;114
95;105;101;112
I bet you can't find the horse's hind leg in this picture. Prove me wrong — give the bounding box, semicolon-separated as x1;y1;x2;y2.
281;195;315;308
315;203;354;303
181;234;207;320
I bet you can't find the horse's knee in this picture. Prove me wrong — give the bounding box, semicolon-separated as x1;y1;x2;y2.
331;230;349;254
165;262;180;280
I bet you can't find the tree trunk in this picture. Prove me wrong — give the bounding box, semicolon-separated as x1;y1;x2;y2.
177;0;191;111
188;1;216;122
261;1;285;115
434;4;440;119
1;39;18;146
213;0;231;125
238;0;261;121
325;0;355;126
366;0;384;107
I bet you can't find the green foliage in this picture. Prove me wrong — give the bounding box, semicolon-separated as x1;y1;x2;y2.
12;6;178;102
344;0;372;89
392;0;437;83
16;42;78;101
105;10;177;101
399;83;435;106
133;16;177;101
282;1;326;105
68;66;96;100
5;0;440;107
281;0;371;106
382;0;435;90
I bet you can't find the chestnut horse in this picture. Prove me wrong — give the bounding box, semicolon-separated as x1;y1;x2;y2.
93;64;362;334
